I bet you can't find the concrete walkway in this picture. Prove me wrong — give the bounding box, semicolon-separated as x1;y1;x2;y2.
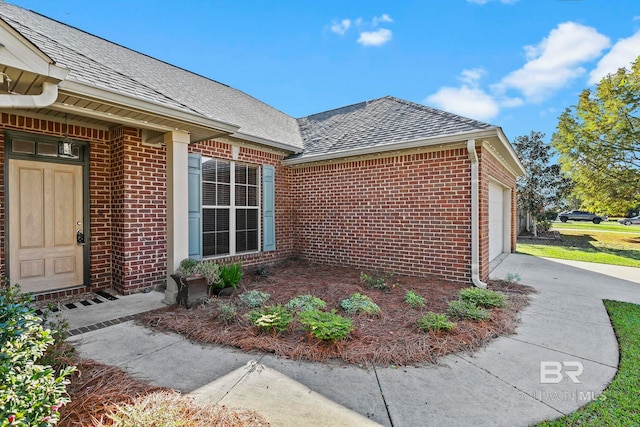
64;254;640;426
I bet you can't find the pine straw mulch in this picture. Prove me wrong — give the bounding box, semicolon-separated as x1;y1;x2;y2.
58;359;270;427
140;259;535;367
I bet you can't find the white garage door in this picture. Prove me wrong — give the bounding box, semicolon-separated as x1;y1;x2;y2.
488;182;505;261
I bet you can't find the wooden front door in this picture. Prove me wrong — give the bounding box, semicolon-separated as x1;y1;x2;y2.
9;159;84;293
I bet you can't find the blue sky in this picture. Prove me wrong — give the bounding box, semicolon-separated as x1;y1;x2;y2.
7;0;640;143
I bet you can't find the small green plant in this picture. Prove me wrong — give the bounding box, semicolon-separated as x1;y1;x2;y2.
285;294;327;312
247;305;292;333
505;273;522;283
417;312;456;333
298;309;354;341
0;283;76;426
340;293;381;315
447;300;491;321
459;287;506;308
360;271;396;291
196;260;222;289
216;302;237;323
239;290;270;308
175;258;200;277
220;262;244;289
405;290;426;308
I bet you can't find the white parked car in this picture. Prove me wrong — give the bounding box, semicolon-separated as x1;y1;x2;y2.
618;216;640;226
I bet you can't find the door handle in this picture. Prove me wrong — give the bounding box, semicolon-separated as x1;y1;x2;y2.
76;230;85;245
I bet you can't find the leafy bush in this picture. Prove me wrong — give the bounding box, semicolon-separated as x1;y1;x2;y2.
537;219;552;233
175;258;200;277
298;309;353;341
459;288;506;308
247;305;292;333
360;271;396;291
340;293;381;316
417;312;456;333
405;290;426;308
239;290;270;308
285;295;327;312
220;262;244;289
216;302;237;323
0;284;75;426
447;300;491;321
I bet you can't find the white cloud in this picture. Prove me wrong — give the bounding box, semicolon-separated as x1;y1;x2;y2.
589;30;640;84
460;68;486;85
357;28;393;47
372;14;393;26
330;19;351;36
426;86;500;121
329;14;394;47
495;22;610;102
426;68;500;121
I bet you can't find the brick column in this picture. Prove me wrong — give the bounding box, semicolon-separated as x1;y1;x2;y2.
163;131;190;304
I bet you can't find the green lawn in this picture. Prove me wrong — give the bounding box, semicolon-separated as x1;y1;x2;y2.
517;222;640;267
552;221;640;234
536;300;640;426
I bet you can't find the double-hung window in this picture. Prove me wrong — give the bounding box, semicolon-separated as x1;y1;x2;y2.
201;158;259;257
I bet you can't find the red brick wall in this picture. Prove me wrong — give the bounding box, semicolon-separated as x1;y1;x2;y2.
110;126;167;294
188;140;294;267
478;146;518;281
291;148;473;283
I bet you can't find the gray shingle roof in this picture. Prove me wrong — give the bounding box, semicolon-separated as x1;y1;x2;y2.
1;4;504;159
0;3;303;149
293;96;496;159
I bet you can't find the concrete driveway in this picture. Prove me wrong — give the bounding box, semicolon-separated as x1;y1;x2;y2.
65;254;640;426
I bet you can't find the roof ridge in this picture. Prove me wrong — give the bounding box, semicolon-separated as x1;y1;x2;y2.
2;11;207;117
382;96;496;128
5;3;296;122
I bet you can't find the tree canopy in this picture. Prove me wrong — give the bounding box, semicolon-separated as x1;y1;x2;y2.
553;56;640;215
513;131;571;224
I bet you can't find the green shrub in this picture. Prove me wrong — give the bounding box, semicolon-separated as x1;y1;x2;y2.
247;305;292;333
238;290;270;308
220;262;243;289
360;271;396;291
216;302;237;323
459;288;506;308
447;300;491;321
405;290;426;308
175;258;200;277
417;312;456;333
340;293;381;316
0;284;75;426
285;295;327;312
298;309;354;341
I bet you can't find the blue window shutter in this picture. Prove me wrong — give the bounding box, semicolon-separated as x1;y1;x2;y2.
262;165;276;252
188;154;202;260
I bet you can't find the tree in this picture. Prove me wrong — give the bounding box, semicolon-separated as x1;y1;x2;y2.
513;131;572;235
553;56;640;215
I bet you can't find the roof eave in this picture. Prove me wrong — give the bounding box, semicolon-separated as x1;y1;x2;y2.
226;131;302;154
282;128;500;166
60;80;240;135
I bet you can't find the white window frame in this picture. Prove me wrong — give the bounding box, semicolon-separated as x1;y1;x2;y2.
201;157;261;258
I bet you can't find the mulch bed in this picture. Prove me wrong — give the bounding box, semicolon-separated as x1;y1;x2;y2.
59;359;270;427
139;259;534;367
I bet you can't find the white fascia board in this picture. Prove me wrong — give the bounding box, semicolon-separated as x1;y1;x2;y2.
0;20;68;81
60;80;240;134
282;128;500;166
229;131;302;154
496;127;526;176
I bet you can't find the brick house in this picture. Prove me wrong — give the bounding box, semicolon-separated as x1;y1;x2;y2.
0;4;524;302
